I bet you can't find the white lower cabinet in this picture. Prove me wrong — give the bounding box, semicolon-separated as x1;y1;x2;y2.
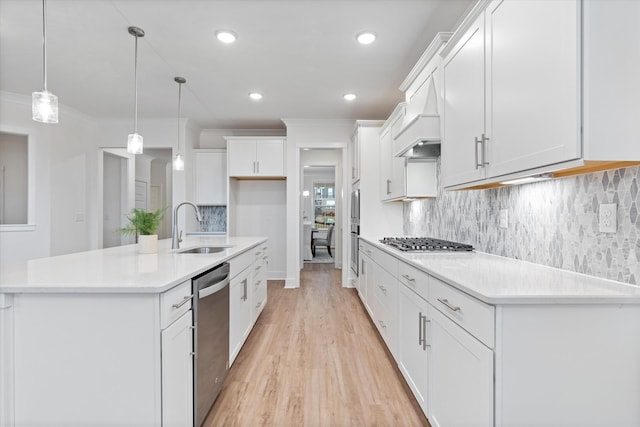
428;307;494;427
398;283;430;415
161;309;194;427
229;265;252;365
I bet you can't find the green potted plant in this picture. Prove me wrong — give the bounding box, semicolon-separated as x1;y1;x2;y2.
119;208;166;253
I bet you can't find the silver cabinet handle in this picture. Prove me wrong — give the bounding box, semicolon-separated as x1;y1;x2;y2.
172;295;193;309
256;301;262;309
481;133;490;167
438;298;461;312
418;312;424;347
401;274;415;283
255;279;261;288
190;323;197;358
242;278;248;301
255;265;262;272
475;136;482;169
256;161;260;174
378;320;387;329
378;285;387;295
423;317;430;350
386;179;391;195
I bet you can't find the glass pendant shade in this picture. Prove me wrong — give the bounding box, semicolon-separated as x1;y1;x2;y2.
127;133;143;155
32;90;58;123
173;153;184;171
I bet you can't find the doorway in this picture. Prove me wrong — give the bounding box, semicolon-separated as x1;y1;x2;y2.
101;150;132;248
300;148;343;270
303;167;336;265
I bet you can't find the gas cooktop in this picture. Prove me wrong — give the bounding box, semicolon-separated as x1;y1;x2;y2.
380;237;474;252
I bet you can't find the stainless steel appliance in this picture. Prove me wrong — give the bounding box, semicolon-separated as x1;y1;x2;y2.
350;188;360;275
192;263;230;426
380;237;474;252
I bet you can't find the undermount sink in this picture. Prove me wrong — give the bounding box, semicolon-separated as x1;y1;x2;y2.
176;245;234;254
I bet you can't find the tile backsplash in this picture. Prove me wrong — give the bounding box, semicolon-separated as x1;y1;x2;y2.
403;161;640;286
199;205;227;233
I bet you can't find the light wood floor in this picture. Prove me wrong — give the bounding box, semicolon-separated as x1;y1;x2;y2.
203;263;430;427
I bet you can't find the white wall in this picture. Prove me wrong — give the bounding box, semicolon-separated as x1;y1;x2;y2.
229;179;286;279
0;92;197;264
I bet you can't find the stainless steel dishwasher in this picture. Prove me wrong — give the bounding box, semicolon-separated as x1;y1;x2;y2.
192;262;230;426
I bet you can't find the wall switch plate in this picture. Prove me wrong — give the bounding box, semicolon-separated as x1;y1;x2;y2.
499;209;508;229
599;203;617;233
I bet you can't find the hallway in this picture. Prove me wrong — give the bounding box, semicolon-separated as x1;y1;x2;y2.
205;263;429;426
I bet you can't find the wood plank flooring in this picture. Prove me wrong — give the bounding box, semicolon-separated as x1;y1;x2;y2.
204;263;430;427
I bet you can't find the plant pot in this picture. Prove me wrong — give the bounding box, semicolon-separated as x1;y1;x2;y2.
138;234;158;254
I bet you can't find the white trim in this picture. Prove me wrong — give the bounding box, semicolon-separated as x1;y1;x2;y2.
399;32;452;92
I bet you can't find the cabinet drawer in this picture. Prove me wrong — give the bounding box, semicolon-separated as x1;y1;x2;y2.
161;280;192;329
429;276;495;348
372;247;398;277
398;261;429;301
373;264;398;313
369;293;397;357
359;241;374;257
230;249;254;279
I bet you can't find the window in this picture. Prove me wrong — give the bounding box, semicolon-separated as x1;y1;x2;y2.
0;131;28;225
313;182;335;229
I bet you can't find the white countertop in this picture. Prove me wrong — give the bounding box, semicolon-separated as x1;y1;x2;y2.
361;237;640;304
0;236;266;294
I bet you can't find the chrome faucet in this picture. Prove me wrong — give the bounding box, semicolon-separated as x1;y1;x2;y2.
172;201;203;249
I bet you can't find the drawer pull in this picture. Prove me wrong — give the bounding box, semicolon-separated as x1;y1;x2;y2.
438;298;461;312
378;320;387;329
172;295;193;309
401;274;415;283
256;301;262;309
378;285;387;295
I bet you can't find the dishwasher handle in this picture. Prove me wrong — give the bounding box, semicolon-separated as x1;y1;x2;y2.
199;276;229;299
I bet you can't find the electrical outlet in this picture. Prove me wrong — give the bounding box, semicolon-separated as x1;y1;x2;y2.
499;209;508;229
599;203;617;233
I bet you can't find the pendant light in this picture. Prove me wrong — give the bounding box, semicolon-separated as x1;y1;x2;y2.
127;26;145;154
173;77;186;171
32;0;58;124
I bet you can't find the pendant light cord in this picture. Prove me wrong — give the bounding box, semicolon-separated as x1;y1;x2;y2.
177;81;182;152
133;33;139;134
42;0;48;91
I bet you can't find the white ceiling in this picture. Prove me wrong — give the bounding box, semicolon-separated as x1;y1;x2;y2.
0;0;473;130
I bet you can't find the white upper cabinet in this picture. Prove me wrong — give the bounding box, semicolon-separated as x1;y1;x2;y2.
194;150;227;205
227;138;285;178
442;0;580;188
486;0;580;177
441;14;486;187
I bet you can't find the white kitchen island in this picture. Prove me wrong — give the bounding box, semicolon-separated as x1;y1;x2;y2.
0;236;267;427
359;236;640;427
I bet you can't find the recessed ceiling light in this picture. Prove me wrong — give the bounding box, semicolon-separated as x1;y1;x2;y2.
356;32;376;45
249;92;263;101
215;30;237;44
343;93;357;101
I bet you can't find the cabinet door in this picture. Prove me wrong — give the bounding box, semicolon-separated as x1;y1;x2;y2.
359;252;374;315
441;13;487;187
486;0;580;177
228;140;257;176
351;129;360;183
398;284;430;415
194;151;227;205
255;139;284;176
379;128;393;200
161;310;194;427
428;308;493;427
229;267;252;365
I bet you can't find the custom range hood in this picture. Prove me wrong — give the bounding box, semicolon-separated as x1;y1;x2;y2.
392;33;450;158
